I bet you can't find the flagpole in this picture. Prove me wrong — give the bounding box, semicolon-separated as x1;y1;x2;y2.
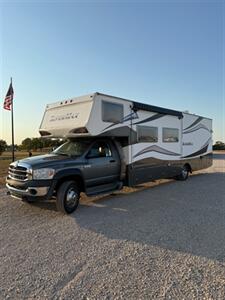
11;77;15;162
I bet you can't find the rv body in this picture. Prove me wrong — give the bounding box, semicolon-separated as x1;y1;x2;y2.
6;93;213;213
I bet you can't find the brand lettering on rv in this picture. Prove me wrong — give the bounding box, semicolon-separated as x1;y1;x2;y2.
183;142;193;146
50;112;79;122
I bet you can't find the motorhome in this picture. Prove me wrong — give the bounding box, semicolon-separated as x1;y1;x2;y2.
6;93;213;213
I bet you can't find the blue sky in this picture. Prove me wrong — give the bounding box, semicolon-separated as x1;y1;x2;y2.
0;0;224;144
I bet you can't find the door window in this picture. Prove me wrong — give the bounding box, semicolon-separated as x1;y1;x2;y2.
87;142;112;158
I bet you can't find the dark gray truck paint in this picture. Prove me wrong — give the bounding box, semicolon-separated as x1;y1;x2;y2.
6;138;122;202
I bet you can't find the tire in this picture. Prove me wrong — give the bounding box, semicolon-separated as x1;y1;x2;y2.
56;181;80;214
176;165;189;181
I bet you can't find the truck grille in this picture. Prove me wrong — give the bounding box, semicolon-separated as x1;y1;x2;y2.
8;165;29;182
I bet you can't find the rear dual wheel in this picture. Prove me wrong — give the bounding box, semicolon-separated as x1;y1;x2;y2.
56;181;80;214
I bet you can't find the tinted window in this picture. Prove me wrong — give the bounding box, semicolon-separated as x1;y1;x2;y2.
102;101;124;123
88;142;112;158
137;126;158;142
163;128;179;142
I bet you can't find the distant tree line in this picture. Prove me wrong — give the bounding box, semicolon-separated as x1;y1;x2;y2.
0;139;7;155
213;141;225;150
0;138;64;155
19;138;64;151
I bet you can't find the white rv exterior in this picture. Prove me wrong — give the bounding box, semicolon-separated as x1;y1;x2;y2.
6;92;213;214
40;92;213;186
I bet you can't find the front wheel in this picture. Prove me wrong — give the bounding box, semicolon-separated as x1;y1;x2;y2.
56;181;80;214
176;165;189;181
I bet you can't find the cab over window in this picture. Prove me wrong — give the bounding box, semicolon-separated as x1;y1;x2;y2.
102;101;124;123
87;142;112;158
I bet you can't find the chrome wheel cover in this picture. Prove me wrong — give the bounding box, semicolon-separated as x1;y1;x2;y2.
182;168;188;178
65;187;78;208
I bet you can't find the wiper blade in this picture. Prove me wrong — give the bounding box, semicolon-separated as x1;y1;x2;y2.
54;152;70;156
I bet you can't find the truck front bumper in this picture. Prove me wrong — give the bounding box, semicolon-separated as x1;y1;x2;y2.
6;177;56;201
6;184;49;198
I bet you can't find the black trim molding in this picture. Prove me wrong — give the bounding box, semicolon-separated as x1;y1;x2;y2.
133;113;165;125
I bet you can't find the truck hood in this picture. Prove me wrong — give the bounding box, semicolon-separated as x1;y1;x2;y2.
16;153;82;169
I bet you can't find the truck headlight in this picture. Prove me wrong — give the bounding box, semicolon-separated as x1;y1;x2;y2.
33;168;55;180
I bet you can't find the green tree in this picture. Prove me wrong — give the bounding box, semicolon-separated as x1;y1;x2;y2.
20;137;64;152
21;138;32;151
31;138;43;151
0;139;7;155
213;141;225;150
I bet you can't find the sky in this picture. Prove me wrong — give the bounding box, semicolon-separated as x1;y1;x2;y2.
0;0;224;145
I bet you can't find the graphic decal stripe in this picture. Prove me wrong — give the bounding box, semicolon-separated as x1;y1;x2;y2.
183;123;210;134
122;112;139;122
100;126;137;137
182;144;209;158
133;113;165;125
183;116;203;131
133;145;181;158
182;137;211;158
102;112;139;131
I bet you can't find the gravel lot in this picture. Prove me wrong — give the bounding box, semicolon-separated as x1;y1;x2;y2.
0;153;225;299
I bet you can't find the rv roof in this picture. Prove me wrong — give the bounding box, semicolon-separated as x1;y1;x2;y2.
95;92;183;118
46;92;183;117
45;93;94;109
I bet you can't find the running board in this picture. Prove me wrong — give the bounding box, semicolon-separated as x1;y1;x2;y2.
86;181;123;196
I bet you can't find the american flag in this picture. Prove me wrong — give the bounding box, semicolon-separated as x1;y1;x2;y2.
3;81;14;111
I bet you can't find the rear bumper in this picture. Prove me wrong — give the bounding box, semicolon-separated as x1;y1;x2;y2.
6;177;56;200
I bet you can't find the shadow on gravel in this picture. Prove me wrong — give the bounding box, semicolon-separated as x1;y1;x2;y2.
21;172;225;262
73;172;225;262
30;199;58;212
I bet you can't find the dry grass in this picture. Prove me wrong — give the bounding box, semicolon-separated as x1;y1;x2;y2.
0;160;10;185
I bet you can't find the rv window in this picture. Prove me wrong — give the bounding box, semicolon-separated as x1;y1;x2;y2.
87;142;112;159
137;126;158;143
163;128;179;142
102;101;124;123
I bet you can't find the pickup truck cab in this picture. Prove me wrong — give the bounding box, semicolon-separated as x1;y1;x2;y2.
6;138;124;213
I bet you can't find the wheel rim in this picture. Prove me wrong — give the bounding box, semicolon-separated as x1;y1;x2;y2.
182;168;188;178
65;187;78;208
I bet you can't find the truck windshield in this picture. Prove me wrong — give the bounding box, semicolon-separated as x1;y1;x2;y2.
52;141;90;157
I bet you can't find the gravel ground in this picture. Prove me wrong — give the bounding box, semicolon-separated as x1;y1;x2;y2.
0;154;225;299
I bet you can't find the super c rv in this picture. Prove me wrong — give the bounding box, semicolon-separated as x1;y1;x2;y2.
6;93;213;213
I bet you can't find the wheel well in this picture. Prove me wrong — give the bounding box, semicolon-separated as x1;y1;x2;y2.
55;175;85;193
184;163;192;173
